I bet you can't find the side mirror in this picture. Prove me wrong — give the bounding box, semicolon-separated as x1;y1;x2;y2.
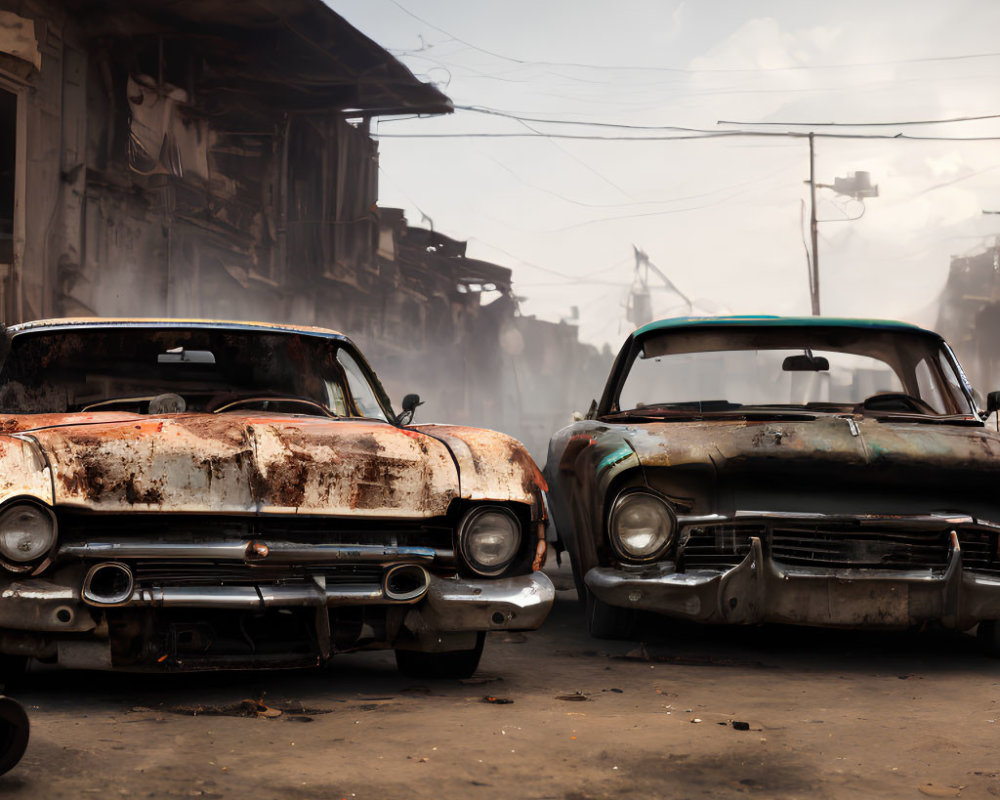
987;391;1000;415
395;393;423;426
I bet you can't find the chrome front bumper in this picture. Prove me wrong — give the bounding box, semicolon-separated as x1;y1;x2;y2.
586;533;1000;630
0;571;556;633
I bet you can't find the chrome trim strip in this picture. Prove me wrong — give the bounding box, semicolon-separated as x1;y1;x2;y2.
731;511;978;526
59;540;438;564
127;583;390;609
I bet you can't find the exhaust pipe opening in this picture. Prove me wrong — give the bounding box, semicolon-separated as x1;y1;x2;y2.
0;696;29;776
383;563;430;602
82;562;135;606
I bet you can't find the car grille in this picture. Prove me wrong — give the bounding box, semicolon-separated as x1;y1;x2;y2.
770;525;949;570
56;511;453;551
680;525;757;570
679;521;966;572
56;511;455;586
956;530;1000;577
132;561;386;587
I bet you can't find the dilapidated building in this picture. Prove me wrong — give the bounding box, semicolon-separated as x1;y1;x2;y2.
370;208;611;457
937;242;1000;394
0;0;450;327
0;0;606;456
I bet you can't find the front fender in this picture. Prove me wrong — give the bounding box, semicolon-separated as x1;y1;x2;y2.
0;434;54;506
410;424;546;517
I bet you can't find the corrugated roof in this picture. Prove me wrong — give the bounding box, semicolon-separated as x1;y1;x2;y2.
65;0;452;116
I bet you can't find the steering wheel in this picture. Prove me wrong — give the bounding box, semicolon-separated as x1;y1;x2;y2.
857;392;935;415
211;396;334;417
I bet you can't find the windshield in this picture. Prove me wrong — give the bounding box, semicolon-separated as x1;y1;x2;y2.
0;327;392;419
612;327;975;418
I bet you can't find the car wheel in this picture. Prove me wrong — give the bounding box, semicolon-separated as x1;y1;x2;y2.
585;589;638;640
977;620;1000;656
394;633;486;679
0;696;28;776
0;656;27;690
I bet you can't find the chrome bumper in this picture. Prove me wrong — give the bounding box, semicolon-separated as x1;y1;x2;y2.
404;571;555;633
0;571;555;633
586;533;1000;630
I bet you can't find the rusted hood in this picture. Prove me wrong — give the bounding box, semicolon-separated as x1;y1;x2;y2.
624;415;1000;512
15;413;460;517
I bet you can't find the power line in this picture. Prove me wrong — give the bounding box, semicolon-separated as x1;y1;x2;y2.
455;104;710;133
511;117;636;200
486;153;800;210
720;113;1000;127
386;1;1000;75
374;129;1000;142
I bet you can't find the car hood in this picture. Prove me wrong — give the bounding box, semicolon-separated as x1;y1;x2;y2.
622;415;1000;513
10;412;461;517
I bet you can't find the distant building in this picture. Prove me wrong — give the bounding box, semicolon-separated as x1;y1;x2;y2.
937;243;1000;394
372;208;611;459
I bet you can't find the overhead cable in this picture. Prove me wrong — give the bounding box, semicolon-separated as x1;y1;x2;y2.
374;130;1000;142
387;1;1000;75
719;113;1000;127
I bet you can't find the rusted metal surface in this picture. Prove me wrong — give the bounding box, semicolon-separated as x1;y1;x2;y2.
0;319;553;672
0;434;52;505
413;424;548;511
545;317;1000;642
19;415;459;517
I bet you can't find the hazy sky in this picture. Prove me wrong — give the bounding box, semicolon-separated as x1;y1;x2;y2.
328;0;1000;347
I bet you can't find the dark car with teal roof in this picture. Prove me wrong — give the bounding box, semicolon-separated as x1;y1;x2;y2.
544;316;1000;654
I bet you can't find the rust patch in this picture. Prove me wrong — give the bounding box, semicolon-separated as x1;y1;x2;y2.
250;451;315;508
123;476;164;505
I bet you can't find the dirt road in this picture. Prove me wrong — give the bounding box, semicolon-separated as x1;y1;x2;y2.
1;562;998;799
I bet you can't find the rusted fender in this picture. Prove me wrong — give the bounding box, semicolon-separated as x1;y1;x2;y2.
17;414;461;517
412;424;546;512
0;434;53;505
0;695;28;776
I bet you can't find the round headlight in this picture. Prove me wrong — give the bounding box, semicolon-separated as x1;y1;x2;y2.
609;491;675;561
0;503;57;563
459;506;522;576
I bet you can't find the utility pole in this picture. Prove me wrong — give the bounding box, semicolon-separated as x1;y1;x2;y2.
805;135;877;317
808;132;820;316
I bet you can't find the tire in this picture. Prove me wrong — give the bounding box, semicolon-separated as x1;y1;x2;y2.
585;589;638;640
0;696;28;776
977;620;1000;657
394;632;486;679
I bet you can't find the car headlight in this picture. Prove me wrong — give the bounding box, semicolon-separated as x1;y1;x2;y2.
458;506;522;576
609;490;675;562
0;503;57;564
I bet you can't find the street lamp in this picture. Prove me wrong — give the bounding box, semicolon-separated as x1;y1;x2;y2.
806;132;878;315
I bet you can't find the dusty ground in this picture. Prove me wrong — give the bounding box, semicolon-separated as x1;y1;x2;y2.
1;561;999;799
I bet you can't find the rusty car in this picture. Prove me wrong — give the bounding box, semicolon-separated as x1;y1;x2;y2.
0;318;553;680
545;316;1000;654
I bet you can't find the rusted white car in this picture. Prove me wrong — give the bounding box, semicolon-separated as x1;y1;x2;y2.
0;319;553;679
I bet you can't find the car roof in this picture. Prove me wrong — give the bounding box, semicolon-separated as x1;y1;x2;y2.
7;318;350;340
632;315;941;339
